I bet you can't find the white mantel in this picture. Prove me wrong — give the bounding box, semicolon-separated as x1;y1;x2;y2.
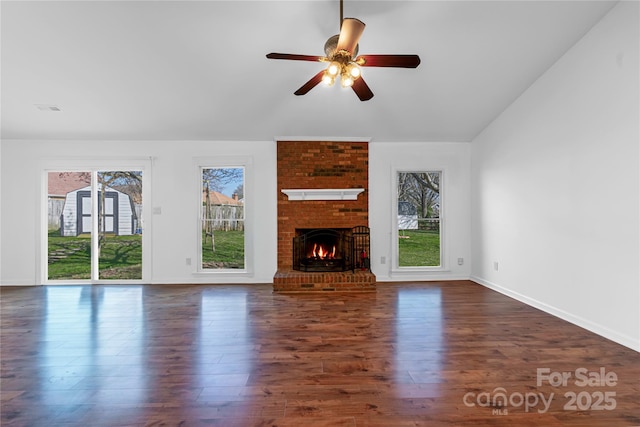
281;188;364;201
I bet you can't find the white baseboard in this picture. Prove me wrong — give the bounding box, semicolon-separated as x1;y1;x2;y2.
471;275;640;353
385;272;471;282
0;280;38;286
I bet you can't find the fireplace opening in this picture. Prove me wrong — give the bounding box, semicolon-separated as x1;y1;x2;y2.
293;226;370;272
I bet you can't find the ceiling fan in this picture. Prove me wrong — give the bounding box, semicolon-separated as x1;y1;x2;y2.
266;0;420;101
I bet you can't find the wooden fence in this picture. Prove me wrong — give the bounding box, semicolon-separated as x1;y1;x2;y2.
48;199;65;229
202;205;244;232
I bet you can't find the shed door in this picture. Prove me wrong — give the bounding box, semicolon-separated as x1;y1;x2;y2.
77;191;91;235
77;191;118;235
101;192;118;235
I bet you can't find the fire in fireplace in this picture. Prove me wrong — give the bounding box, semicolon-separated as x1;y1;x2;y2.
309;241;336;260
293;226;370;272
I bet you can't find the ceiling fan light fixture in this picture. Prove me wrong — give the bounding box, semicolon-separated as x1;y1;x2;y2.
347;63;361;79
327;62;341;76
322;72;336;86
340;74;354;88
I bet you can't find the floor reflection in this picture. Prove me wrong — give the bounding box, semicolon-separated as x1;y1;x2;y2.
42;286;144;423
197;288;252;401
394;287;444;395
38;285;256;414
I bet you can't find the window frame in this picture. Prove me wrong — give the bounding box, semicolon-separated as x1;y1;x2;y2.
195;156;254;277
40;158;151;284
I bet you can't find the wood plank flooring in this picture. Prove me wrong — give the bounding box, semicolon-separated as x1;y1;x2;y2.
1;281;639;426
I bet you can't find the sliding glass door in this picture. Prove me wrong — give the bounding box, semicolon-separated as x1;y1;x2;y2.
46;170;143;282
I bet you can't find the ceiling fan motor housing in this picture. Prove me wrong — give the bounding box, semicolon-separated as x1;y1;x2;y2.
324;34;358;59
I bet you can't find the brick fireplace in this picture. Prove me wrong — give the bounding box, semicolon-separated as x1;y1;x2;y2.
273;141;376;292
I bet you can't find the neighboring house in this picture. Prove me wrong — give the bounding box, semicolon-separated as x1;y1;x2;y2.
202;189;244;232
398;201;418;230
61;184;137;236
47;172;91;230
203;190;243;206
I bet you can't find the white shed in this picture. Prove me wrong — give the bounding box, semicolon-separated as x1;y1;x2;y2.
61;185;136;236
398;201;418;230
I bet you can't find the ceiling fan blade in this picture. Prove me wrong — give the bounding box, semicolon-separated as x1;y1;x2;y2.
355;54;421;68
352;77;374;101
294;70;326;96
336;18;366;55
266;53;326;62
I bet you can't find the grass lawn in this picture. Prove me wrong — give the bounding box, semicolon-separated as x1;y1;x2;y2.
48;231;142;280
202;230;244;269
48;227;426;276
398;229;441;267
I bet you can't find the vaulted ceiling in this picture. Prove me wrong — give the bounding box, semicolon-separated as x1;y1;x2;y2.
1;1;617;142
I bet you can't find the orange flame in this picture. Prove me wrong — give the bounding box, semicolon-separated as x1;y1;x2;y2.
309;243;337;259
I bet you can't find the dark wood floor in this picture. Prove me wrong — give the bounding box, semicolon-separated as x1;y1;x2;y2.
1;281;639;426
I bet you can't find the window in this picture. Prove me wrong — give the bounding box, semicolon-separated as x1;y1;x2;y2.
396;171;441;268
200;167;245;270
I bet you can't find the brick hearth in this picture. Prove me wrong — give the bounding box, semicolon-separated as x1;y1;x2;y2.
274;141;376;292
273;270;376;292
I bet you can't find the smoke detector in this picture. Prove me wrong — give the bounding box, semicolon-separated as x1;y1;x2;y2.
35;104;62;112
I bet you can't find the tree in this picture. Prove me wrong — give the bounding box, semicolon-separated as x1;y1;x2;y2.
398;172;440;219
233;184;244;200
202;168;243;193
97;171;142;254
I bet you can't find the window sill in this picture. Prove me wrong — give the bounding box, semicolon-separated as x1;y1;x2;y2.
391;267;449;274
194;269;252;276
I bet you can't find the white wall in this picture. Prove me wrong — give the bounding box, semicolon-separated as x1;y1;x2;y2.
1;138;471;285
369;141;471;281
470;2;639;351
0;140;278;285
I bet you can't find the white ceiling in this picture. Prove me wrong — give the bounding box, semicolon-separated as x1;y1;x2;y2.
1;0;617;142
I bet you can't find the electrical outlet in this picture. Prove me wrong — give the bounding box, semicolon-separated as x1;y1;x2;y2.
186;258;192;266
493;261;499;271
457;258;464;265
380;256;386;264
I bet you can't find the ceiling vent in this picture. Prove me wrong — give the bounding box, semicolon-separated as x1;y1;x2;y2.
35;104;61;112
